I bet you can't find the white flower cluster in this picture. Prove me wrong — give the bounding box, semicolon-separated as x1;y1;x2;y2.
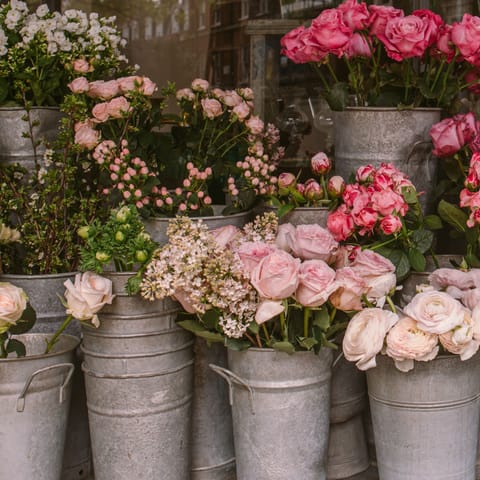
241;211;278;243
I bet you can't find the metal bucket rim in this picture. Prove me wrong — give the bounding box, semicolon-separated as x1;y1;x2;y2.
235;347;332;357
0;333;79;363
0;106;61;112
340;106;442;113
0;272;78;281
145;206;252;223
263;205;330;213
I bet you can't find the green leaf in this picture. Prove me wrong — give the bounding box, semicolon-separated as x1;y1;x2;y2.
248;322;259;334
319;332;338;350
297;336;318;351
466;252;480;268
437;199;467;233
312;308;330;331
8;303;36;335
411;229;434;253
272;341;296;354
424;214;443;230
325;82;349;111
6;339;26;357
408;248;426;272
224;337;251;351
277;204;295;218
202;310;220;330
176;319;223;342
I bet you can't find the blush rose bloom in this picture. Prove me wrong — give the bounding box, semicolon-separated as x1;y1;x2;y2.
237;241;276;276
403;291;466;335
74;125;100;150
73;58;91;73
117;75;157;95
439;310;480;361
452;14;480;65
232;102;250;121
327;176;345;198
385;316;439;372
429;114;476;157
289;224;338;262
330;267;367;311
251;249;300;300
370;189;407;216
255;300;285;325
201;98;223;119
210;225;240;248
246;115;264;135
176;88;195;101
311;151;331;175
379;214;402;235
88;80;119;100
461;288;480;311
429;268;480;291
296;259;338;307
191;78;209;92
106;96;131;119
68;77;89;94
343;308;399;371
0;282;28;332
92;102;110;122
64;272;115;327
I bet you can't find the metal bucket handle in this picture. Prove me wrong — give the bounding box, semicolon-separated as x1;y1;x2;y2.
406;139;434;180
16;362;75;413
209;363;255;415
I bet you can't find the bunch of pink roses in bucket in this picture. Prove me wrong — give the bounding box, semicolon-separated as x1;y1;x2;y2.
326;162;437;280
343;267;480;372
281;0;480;110
140;212;397;353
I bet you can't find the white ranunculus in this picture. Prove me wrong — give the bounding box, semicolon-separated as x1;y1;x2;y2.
343;308;399;371
0;282;28;332
64;272;114;327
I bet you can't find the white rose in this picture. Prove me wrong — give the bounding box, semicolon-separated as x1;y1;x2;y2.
385;316;439;372
403;291;465;335
0;282;28;332
343;308;399;371
64;272;115;327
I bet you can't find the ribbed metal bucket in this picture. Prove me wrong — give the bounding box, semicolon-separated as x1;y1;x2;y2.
0;333;78;480
0;273;91;480
81;272;194;480
367;353;480;480
191;339;235;480
328;353;369;479
143;206;253;246
213;347;333;480
0;107;62;169
263;205;329;227
333;107;441;213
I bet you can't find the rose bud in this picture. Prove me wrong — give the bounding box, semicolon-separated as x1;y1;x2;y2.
77;226;90;239
311;152;332;175
278;172;296;189
327;175;345;198
135;250;148;263
304;180;324;201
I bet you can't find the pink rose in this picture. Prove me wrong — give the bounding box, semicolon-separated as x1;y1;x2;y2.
237;241;276;276
222;90;242;107
330;267;367;311
371;189;407;216
289;224;338;262
311;151;331;175
343;308;399;370
430;117;464;157
452;14;480;65
343;184;368;210
275;223;296;252
278;172;296;189
338;0;370;30
327;205;355;242
310;8;353;57
74;125;100;150
327;175;345;198
255;300;285;325
245;115;264;135
435;24;455;62
356;164;376;183
68;77;89;94
379;214;403;235
106;96;131;119
176;88;195;101
368;5;404;37
201;98;223;119
345;33;372;58
403;291;466;334
251;250;300;300
92;102;110;122
191;78;209;91
173;287;196;314
210;225;240;248
385;316;439;372
87;80;119;100
465;70;480;94
281;26;328;64
353;207;378;235
461;288;480;310
429;268;480;291
117;75;157;96
295;259;338;307
232;102;250;121
439;310;479;360
351;249;395;275
412;9;444;47
73;58;91;73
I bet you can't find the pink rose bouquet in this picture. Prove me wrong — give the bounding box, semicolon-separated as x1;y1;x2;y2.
326;162;437;279
281;0;480;110
140;212;396;353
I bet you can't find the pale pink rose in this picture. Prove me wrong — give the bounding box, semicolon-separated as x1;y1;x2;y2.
275;223;296;252
327;175;345;198
452;14;480;65
368;5;404;37
371;189;407;216
74;125;100;150
356;164;376;183
330;267;367;311
429;268;480;291
191;78;209;92
311;151;331;175
379;214;403;235
74;119;94;132
176;88;195;101
87;80;119;100
92;102;110;122
117;76;156;95
471;304;480;340
245;115;264;135
439;310;479;360
461;288;480;310
351;249;395;275
310;8;353;57
403;291;466;334
327;205;355;242
239;87;254;101
251;249;300;300
430;113;477;157
338;0;370;30
289;224;338;262
296;259;338;307
222;90;242;107
343;308;399;370
68;77;89;94
232;102;250;120
333;245;359;269
173;287;196;314
255;299;284;325
106;96;131;119
73;58;91;73
345;32;372;58
237;241;276;276
385;316;439;372
0;282;27;331
210;225;240;248
201;98;223;119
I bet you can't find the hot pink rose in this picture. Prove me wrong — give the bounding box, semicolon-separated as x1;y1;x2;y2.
310;8;353;57
452;14;480;66
330;267;367;311
311;151;331;175
338;0;370;30
368;5;404;37
412;9;444;47
92;102;110;122
435;24;455;62
281;26;328;64
327;205;355;242
237;241;276;276
345;33;372;58
87;80;119;100
210;225;240;248
201;98;223;119
251;249;300;300
379;214;402;235
74;125;100;150
327;175;345;198
68;77;89;94
430;117;464;157
289;224;338;262
356;164;376;183
245;115;264;135
295;260;338;307
343;184;368;210
385;316;439;372
371;189;407;216
353;207;378;235
73;58;91;73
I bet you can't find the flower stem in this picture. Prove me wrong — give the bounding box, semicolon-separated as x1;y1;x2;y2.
303;307;310;338
44;314;73;354
262;323;270;344
386;295;396;314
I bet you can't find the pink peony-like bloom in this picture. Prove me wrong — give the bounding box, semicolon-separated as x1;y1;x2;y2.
338;0;370;30
370;188;407;216
278;172;296;189
106;96;131;119
201;98;223;119
356;164;376;183
251;249;300;300
379;214;403;235
385;316;439;372
310;8;353;57
353;207;378;235
74;125;100;150
222;90;243;108
295;259;338;307
68;77;89;94
92;102;110;122
245;115;264;135
289;224;338;262
368;5;404;37
311;151;331;175
327;205;355;242
191;78;209;91
343;308;399;370
304;180;323;201
87;80;119;100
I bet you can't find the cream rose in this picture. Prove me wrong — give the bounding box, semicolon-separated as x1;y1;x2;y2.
403;291;466;334
343;308;399;371
64;272;115;327
385;316;439;372
0;282;28;332
330;267;367;311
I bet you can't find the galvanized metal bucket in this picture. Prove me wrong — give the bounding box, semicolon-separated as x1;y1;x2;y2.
0;272;91;480
333;107;441;213
0;333;78;480
367;353;480;480
327;353;369;479
212;347;333;480
263;205;329;227
191;339;235;480
0;107;62;169
81;272;194;480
